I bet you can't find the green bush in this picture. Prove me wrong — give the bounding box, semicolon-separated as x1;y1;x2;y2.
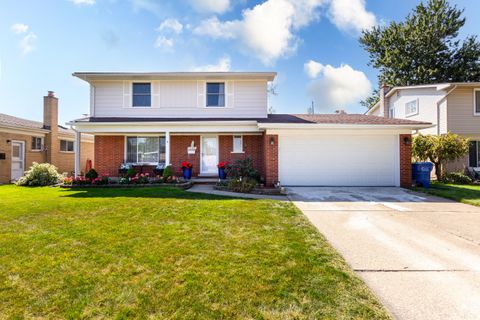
15;162;62;186
227;178;257;193
85;168;98;180
163;165;173;179
226;157;261;182
441;172;472;185
126;167;137;178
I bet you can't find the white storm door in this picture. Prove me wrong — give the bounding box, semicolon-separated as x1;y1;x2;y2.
201;136;218;174
11;141;25;181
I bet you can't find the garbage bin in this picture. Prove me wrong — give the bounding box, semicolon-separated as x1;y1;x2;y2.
412;162;433;188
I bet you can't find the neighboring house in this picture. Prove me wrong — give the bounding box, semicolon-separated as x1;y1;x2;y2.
0;91;94;183
367;83;480;172
69;72;430;187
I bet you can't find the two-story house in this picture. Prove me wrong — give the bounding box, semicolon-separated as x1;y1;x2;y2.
0;91;94;183
367;83;480;172
69;72;430;187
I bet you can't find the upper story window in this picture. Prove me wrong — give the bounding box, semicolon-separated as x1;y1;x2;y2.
126;136;166;164
206;82;225;107
132;83;151;107
31;137;43;151
474;89;480;115
60;140;74;152
232;135;243;153
389;107;395;118
405;99;418;117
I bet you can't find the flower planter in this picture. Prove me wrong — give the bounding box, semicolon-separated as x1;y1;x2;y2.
218;167;227;180
182;167;192;180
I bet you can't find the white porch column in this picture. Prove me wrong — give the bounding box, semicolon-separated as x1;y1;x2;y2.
74;130;81;177
165;131;170;165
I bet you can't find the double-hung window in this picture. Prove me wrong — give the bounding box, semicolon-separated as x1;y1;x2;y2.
206;82;225;107
60;140;74;152
405;99;418;117
126;137;165;164
31;137;43;151
474;89;480;115
232;135;243;153
132;83;151;107
469;141;480;167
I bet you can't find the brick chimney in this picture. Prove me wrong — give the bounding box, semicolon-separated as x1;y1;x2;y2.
379;84;391;117
43;91;59;164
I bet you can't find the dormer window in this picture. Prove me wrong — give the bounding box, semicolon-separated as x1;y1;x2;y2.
132;83;151;107
206;82;225;107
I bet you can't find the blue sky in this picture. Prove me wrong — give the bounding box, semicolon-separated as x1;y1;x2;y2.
1;0;479;124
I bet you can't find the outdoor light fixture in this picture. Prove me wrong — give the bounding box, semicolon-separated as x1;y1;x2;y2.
403;136;411;145
6;139;11;144
270;137;275;145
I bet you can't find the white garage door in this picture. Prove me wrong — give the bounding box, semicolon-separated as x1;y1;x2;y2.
279;133;399;186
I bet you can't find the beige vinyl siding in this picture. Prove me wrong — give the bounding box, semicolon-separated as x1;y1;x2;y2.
92;79;268;118
388;87;443;135
447;87;480;135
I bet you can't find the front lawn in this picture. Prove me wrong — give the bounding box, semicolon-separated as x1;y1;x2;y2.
414;182;480;207
0;185;390;319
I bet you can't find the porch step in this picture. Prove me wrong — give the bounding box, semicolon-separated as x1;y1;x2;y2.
192;177;219;184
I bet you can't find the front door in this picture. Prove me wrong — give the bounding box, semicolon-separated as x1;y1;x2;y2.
11;141;25;181
201;136;218;175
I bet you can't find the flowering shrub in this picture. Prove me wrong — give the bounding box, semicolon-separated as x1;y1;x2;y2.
217;161;229;169
16;162;62;186
85;168;99;180
181;161;193;169
226;157;261;182
62;173;110;186
130;173;150;184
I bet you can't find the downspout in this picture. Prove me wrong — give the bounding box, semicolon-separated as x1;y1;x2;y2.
437;85;457;135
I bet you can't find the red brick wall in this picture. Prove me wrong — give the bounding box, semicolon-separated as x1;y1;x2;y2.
218;135;263;175
170;135;200;177
94;136;125;176
399;134;412;188
263;134;278;187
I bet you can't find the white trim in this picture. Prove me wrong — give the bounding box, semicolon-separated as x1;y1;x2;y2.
124;135;166;165
31;136;44;151
205;81;228;108
60;139;75;152
200;135;219;174
474;88;480;116
131;82;152;108
258;123;431;130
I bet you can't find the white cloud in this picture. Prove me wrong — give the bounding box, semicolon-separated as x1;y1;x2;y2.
190;0;231;14
306;62;372;112
193;0;325;65
131;0;162;15
192;57;231;72
157;18;183;34
69;0;95;5
304;60;323;79
154;36;174;49
328;0;376;33
11;23;29;34
20;32;37;55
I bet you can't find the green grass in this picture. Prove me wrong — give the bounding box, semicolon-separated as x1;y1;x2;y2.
414;182;480;207
0;185;390;319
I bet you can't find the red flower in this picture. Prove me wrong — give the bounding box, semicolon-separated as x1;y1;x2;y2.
181;161;193;169
217;161;229;169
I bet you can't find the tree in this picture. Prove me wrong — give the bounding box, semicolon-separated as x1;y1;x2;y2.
360;0;480;109
412;133;469;179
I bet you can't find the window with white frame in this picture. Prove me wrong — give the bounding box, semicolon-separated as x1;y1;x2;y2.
31;137;43;151
405;99;418;117
132;83;151;107
206;82;225;107
60;140;74;152
389;107;395;118
474;89;480;115
126;137;165;164
232;135;243;153
469;141;480;167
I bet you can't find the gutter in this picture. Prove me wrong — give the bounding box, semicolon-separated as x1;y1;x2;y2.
436;85;457;135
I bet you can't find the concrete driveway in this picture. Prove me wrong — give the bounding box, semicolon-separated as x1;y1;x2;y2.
288;187;480;320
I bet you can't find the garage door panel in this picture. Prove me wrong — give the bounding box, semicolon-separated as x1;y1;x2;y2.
279;134;398;186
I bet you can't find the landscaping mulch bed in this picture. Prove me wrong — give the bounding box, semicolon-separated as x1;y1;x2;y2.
60;181;193;190
214;185;286;196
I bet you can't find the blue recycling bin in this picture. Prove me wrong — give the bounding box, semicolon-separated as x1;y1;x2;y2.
412;162;433;188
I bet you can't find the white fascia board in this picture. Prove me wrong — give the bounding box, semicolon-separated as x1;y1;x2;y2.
265;128;413;135
70;121;261;133
257;123;432;130
0;125;48;136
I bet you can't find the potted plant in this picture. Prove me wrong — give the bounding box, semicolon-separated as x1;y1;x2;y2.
217;161;229;180
181;161;193;180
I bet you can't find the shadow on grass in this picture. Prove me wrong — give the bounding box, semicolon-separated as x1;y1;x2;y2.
416;183;480;204
59;186;255;201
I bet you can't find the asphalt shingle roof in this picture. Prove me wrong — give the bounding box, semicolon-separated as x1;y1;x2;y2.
0;113;74;135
